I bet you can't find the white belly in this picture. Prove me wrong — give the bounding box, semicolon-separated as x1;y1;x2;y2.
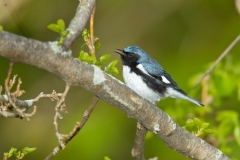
123;66;160;104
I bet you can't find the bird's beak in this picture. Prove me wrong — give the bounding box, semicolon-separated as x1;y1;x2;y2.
114;49;126;57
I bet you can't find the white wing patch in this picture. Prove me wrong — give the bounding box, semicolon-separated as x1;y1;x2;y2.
137;64;171;84
161;76;171;84
136;64;153;77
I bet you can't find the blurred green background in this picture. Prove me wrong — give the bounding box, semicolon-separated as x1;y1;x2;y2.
1;0;240;159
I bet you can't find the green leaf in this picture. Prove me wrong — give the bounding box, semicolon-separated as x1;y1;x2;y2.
3;147;36;159
90;55;97;64
109;60;118;67
110;67;118;75
104;60;119;75
94;40;100;52
57;19;65;31
47;23;61;33
82;28;90;39
9;148;17;155
0;26;3;32
94;61;102;68
13;151;21;159
100;54;111;64
183;118;214;136
47;19;69;46
22;147;36;155
78;50;96;64
104;156;111;160
47;19;67;34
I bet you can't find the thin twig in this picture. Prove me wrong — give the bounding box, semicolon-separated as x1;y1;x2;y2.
132;122;148;160
90;3;96;55
31;91;62;103
193;34;240;88
62;0;97;51
53;84;71;150
4;62;24;118
24;105;37;118
87;2;97;56
4;62;14;100
45;95;99;160
0;91;62;119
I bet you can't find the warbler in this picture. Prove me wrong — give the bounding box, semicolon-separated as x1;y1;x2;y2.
115;46;204;106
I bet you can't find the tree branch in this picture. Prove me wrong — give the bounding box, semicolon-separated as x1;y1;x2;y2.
132;122;148;160
0;31;230;160
62;0;97;51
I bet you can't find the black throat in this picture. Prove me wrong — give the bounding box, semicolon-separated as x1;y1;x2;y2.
123;63;167;97
120;53;167;96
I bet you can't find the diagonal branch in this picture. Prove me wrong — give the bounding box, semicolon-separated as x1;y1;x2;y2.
45;95;99;160
0;31;230;160
193;34;240;88
67;96;99;141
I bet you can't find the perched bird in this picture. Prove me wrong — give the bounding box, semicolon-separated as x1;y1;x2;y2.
114;46;204;106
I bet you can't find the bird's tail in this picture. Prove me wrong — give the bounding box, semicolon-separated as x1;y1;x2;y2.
167;88;204;107
183;95;204;107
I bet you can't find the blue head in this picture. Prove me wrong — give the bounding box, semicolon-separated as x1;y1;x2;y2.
115;45;164;75
114;46;151;65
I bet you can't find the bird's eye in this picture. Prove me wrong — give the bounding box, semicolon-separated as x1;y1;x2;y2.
128;54;134;57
